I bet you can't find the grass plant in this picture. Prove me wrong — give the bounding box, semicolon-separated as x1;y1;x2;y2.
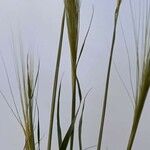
2;0;150;150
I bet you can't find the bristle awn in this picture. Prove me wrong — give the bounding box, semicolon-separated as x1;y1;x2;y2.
16;50;39;149
113;62;134;108
47;9;65;150
9;31;41;149
97;1;122;150
120;22;135;100
0;89;24;127
129;0;140;106
11;38;27;124
0;54;22;124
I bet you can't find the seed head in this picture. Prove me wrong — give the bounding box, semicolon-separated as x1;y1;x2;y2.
116;0;122;7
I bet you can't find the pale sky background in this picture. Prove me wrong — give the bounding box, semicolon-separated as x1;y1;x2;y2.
0;0;150;150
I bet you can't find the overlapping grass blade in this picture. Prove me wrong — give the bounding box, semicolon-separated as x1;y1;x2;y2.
97;1;122;150
60;95;87;150
64;0;80;149
59;105;81;150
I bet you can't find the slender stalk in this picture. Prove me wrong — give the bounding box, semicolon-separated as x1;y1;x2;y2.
47;10;65;150
70;65;76;150
57;80;63;148
97;1;122;150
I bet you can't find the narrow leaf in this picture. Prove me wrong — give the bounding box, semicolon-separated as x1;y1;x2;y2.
76;76;82;102
37;105;40;150
76;6;94;67
78;89;92;150
57;80;63;148
47;9;65;150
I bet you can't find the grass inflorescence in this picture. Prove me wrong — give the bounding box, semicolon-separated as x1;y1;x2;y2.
127;0;150;149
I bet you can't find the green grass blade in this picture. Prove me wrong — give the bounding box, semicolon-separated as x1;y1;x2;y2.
64;0;80;148
97;1;122;150
78;93;84;150
78;89;92;150
57;80;63;148
76;7;94;67
76;7;94;105
47;9;65;150
76;76;82;103
37;105;40;150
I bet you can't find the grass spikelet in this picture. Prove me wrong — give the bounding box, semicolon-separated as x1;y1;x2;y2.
127;1;150;149
10;34;40;150
17;52;40;150
1;44;40;150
